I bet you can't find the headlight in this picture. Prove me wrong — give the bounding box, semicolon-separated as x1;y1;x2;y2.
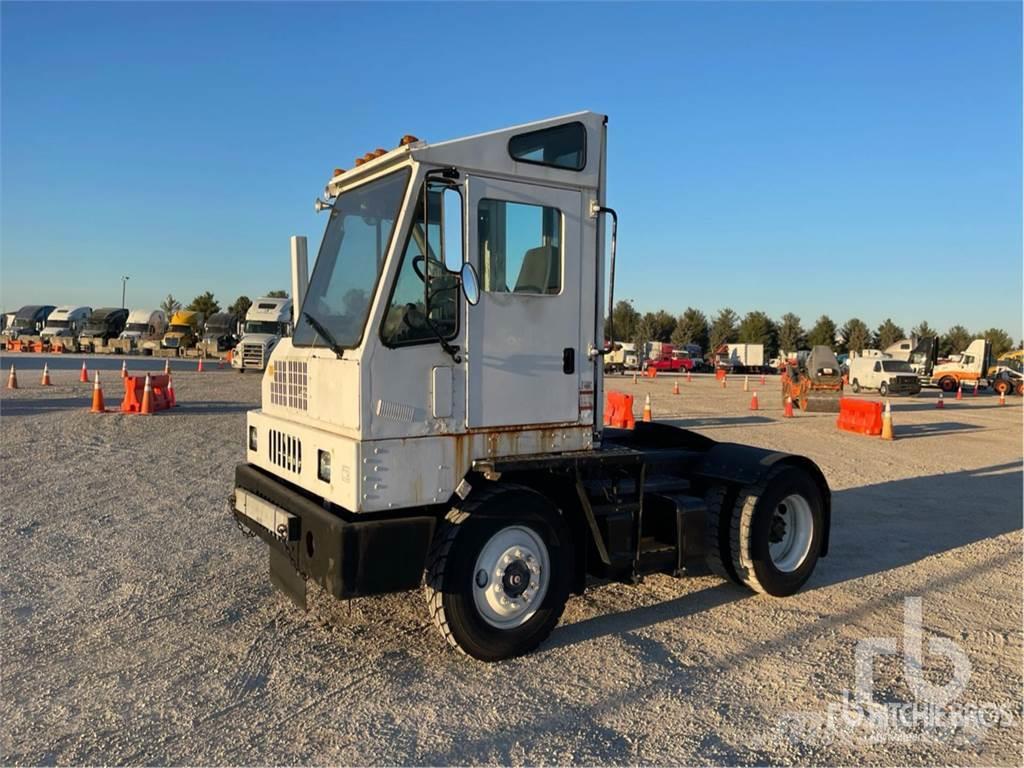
249;426;257;451
318;450;331;483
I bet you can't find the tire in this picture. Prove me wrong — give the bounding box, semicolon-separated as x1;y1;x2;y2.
851;379;860;394
727;466;824;596
1016;382;1024;397
704;485;742;585
879;381;888;396
938;376;958;393
424;485;572;661
993;379;1011;396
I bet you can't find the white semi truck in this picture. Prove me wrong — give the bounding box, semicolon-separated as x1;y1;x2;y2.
231;297;292;372
40;305;92;340
119;308;168;351
230;113;832;661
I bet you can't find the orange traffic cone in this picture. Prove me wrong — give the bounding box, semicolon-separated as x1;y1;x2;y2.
686;370;692;384
40;364;52;386
6;364;18;390
720;375;727;389
121;360;128;379
167;375;177;407
999;390;1006;406
140;373;154;415
956;383;962;401
672;380;680;396
760;373;766;385
642;394;652;422
750;391;759;411
937;392;944;409
79;361;89;383
783;395;794;418
881;400;894;440
743;375;749;392
90;372;105;413
197;358;204;373
164;359;170;375
632;372;638;384
973;381;979;397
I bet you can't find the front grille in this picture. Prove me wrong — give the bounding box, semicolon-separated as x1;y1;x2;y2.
268;429;302;474
270;360;308;410
242;343;264;368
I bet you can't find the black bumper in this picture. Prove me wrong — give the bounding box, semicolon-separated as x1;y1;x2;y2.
232;463;437;601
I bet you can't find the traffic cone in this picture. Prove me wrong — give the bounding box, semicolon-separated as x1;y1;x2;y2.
760;373;766;385
881;400;894;440
973;381;979;397
750;391;759;411
937;392;944;409
163;359;170;375
121;360;128;379
90;372;105;413
999;390;1006;406
167;375;177;407
720;375;727;389
79;361;89;383
197;358;204;373
783;395;794;418
632;372;638;384
642;394;652;422
672;380;680;396
956;383;962;401
140;373;154;415
743;375;749;392
686;370;692;384
40;364;52;386
6;365;18;390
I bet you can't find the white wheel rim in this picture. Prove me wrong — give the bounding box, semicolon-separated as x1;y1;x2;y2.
768;494;814;573
472;525;550;629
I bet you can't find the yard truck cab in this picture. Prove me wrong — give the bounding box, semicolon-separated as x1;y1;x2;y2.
930;338;992;392
231;113;832;661
40;305;92;339
231;297;291;371
161;310;204;352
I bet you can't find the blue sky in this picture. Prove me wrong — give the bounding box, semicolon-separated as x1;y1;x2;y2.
2;1;1021;338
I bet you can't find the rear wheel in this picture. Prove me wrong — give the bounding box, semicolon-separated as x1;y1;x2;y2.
851;379;861;394
938;376;958;393
993;378;1011;396
1016;382;1024;397
879;381;889;396
727;466;824;596
704;485;741;585
424;485;571;661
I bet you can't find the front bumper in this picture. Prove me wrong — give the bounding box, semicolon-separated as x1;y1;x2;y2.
231;463;436;606
887;378;921;394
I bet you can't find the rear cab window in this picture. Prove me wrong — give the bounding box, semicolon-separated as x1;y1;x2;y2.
508;122;586;171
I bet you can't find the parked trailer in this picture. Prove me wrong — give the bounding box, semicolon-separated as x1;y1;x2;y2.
230;113;832;661
719;343;766;374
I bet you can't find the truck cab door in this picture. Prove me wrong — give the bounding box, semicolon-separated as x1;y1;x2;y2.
466;176;582;429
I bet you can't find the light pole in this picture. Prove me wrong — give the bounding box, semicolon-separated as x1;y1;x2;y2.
121;275;130;309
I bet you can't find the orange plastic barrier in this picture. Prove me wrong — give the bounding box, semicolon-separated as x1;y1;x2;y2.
121;374;172;413
715;368;726;380
646;366;657;378
836;398;883;436
603;390;636;429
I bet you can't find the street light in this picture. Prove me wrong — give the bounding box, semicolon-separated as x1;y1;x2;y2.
121;275;130;309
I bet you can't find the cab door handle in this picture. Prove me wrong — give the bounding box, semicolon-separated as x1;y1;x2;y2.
563;348;575;375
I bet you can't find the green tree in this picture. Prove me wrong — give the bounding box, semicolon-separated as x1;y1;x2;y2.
186;291;220;319
160;294;181;318
737;311;778;355
608;300;640;342
978;328;1014;359
671;307;709;352
638;310;676;343
266;290;289;298
940;325;971;357
709;307;739;351
912;321;937;339
874;318;905;349
806;315;837;348
229;295;252;318
841;318;872;354
777;313;804;354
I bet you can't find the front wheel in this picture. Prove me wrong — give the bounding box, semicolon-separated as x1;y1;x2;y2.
879;381;889;396
851;379;861;394
938;376;958;393
424;486;572;661
993;378;1011;396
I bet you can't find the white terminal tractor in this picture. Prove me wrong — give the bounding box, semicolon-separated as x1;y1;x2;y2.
232;113;833;661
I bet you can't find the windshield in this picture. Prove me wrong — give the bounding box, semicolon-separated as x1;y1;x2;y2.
244;321;282;335
293;169;410;350
12;318;33;328
882;360;914;373
168;324;192;334
46;319;70;329
84;321;107;331
125;323;149;333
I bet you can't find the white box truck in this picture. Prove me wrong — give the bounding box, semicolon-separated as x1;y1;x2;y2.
231;297;292;372
721;343;765;373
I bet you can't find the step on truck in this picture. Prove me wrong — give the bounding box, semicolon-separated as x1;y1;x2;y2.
231;297;292;371
230;113;832;661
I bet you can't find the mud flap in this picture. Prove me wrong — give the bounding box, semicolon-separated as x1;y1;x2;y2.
269;547;307;610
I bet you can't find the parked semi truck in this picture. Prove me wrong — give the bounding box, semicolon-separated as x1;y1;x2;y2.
603;341;636;373
231;297;292;371
79;307;129;351
230;113;832;661
2;305;55;340
161;310;204;353
117;309;168;353
200;312;241;356
40;305;92;340
929;339;991;392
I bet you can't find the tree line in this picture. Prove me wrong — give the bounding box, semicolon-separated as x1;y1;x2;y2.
159;290;288;321
609;302;1020;360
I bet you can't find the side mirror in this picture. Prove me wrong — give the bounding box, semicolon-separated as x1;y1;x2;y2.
460;263;480;306
441;187;463;272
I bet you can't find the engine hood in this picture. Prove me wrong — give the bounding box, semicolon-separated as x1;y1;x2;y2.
239;333;280;348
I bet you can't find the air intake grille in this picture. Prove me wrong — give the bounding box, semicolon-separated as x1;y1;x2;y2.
242;343;265;369
270;360;308;410
268;429;302;474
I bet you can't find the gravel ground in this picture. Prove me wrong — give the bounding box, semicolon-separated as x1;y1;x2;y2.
1;367;1021;765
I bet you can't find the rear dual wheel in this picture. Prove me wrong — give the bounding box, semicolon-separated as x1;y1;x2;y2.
993;378;1012;397
705;466;824;596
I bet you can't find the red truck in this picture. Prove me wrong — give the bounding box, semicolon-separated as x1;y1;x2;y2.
645;342;701;372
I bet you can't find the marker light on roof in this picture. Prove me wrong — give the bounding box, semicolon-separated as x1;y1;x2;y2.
399;135;419;146
373;148;387;157
333;168;345;176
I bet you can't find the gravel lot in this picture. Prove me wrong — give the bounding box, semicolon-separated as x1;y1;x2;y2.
1;361;1021;765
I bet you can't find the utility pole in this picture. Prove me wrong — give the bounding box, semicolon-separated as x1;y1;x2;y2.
121;275;130;309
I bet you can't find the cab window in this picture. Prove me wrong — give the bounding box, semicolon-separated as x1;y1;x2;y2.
508;122;586;171
477;199;562;295
381;186;459;346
